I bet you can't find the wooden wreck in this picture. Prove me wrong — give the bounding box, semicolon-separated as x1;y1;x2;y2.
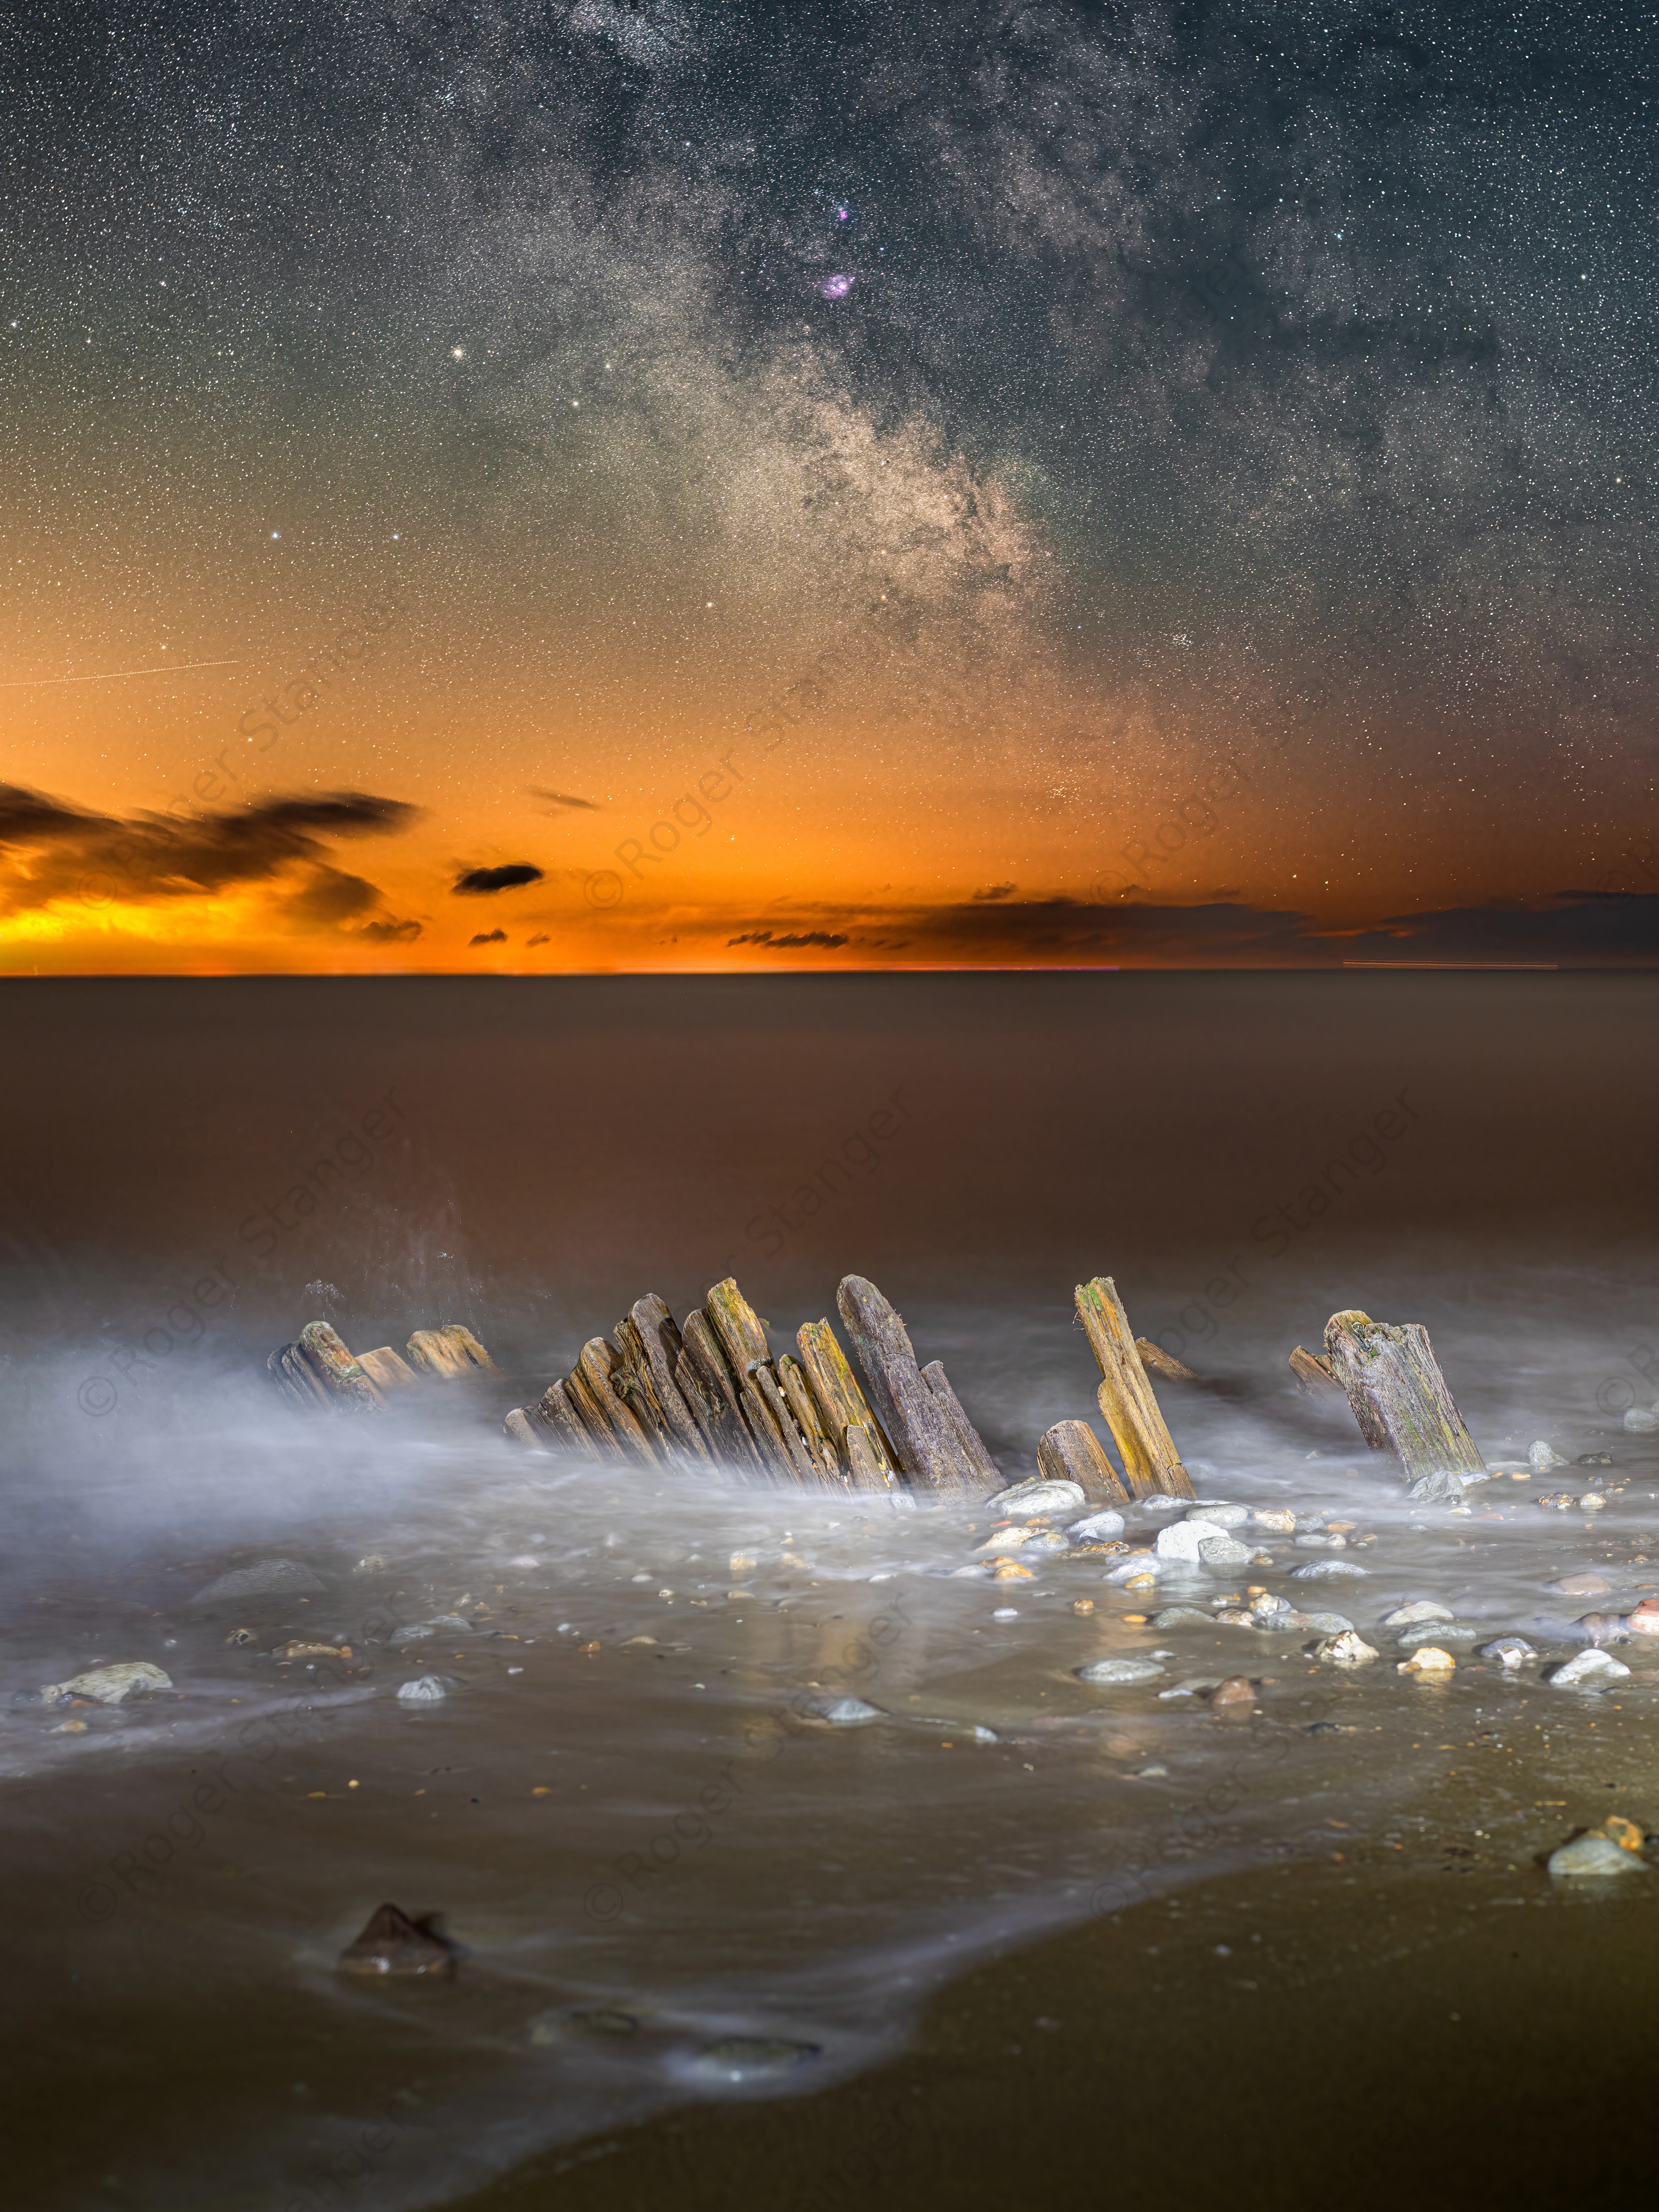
268;1272;1491;1501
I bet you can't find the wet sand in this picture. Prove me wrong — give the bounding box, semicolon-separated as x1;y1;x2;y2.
456;1732;1659;2212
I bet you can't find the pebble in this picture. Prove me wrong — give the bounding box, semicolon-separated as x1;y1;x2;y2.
1023;1531;1071;1554
530;2007;639;2045
1537;1492;1578;1511
1077;1658;1166;1685
190;1559;327;1604
1574;1612;1631;1646
1393;1620;1480;1645
819;1696;885;1726
1289;1560;1367;1580
1072;1599;1095;1615
1300;1611;1357;1635
1209;1676;1255;1708
1398;1646;1456;1675
1578;1494;1608;1513
991;1607;1020;1619
1151;1606;1220;1628
1624;1408;1659;1434
1185;1503;1249;1529
1548;1649;1631;1690
1294;1531;1346;1549
1405;1471;1467;1503
1627;1599;1659;1637
991;1560;1034;1581
397;1675;452;1703
1313;1631;1379;1667
1529;1440;1569;1469
1547;1831;1649;1879
1197;1533;1254;1569
1382;1600;1455;1628
1068;1510;1125;1541
984;1477;1086;1514
974;1527;1039;1553
1251;1509;1298;1534
337;1903;458;1977
1153;1521;1220;1564
1138;1493;1192;1511
1133;1762;1170;1778
1478;1637;1535;1665
1548;1573;1612;1596
41;1662;172;1706
689;2037;821;2082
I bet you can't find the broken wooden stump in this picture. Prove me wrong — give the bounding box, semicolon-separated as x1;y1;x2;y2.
1288;1344;1341;1395
497;1274;906;1494
920;1360;1003;1489
835;1275;990;1494
267;1321;381;1411
358;1346;418;1396
796;1319;899;1484
407;1324;498;1379
271;1319;501;1414
1135;1338;1196;1383
1322;1309;1488;1487
1074;1277;1195;1501
1036;1418;1130;1506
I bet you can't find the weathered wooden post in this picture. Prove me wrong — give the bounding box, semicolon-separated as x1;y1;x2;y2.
1322;1310;1487;1486
1036;1418;1130;1504
836;1275;988;1494
1074;1277;1195;1500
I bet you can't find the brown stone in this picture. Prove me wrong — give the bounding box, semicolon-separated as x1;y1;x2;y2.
337;1903;458;1977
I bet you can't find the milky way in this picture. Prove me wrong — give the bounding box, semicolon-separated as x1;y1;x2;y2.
3;2;1656;969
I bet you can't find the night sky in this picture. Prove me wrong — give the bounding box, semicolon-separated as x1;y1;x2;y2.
3;0;1655;970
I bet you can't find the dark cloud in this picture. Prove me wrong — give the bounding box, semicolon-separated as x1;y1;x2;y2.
281;866;424;943
1336;892;1659;967
727;929;850;950
529;790;602;812
0;784;420;938
712;890;1659;968
453;862;546;895
470;928;509;946
971;884;1017;902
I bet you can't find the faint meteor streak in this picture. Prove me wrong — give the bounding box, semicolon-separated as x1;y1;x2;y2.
0;659;240;689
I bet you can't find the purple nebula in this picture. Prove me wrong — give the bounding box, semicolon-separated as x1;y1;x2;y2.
818;273;855;299
833;203;852;222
